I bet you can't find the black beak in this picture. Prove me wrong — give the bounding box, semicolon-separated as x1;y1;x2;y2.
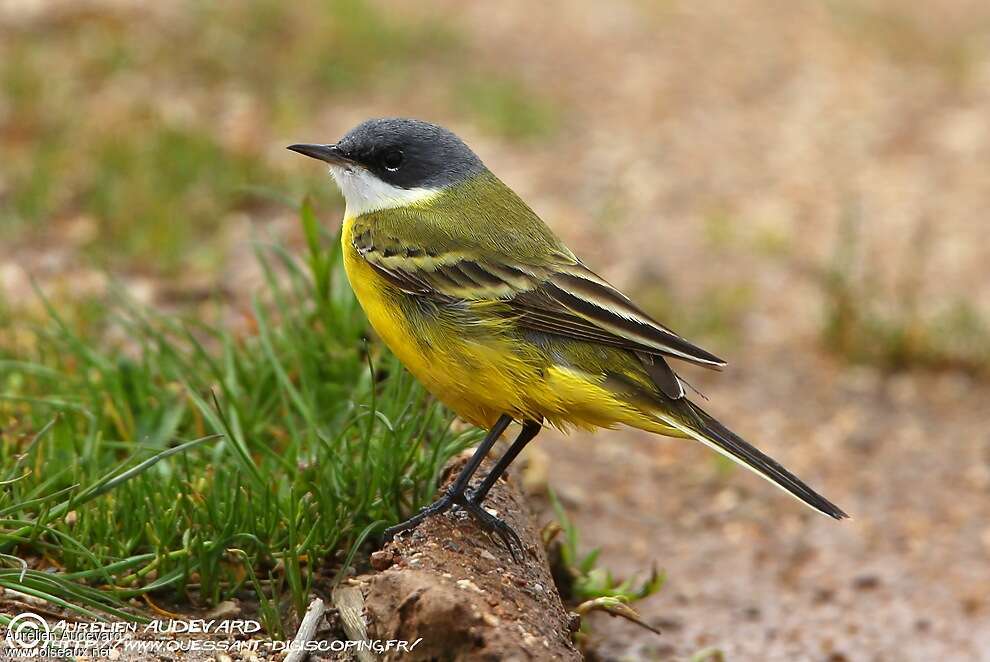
286;143;352;165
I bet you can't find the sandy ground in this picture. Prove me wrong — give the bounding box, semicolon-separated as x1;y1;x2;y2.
435;2;990;659
533;359;990;660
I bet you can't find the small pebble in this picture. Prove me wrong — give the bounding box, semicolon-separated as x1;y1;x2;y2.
852;575;881;591
370;550;394;571
456;579;484;594
206;600;240;619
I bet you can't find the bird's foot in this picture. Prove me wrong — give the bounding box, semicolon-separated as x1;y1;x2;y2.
382;489;457;542
459;497;524;562
383;488;524;562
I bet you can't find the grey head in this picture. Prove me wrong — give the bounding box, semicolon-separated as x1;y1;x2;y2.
288;118;485;190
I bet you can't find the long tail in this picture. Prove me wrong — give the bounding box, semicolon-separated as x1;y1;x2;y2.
657;401;849;520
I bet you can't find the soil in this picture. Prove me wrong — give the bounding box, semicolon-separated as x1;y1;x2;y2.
530;357;990;660
432;2;990;658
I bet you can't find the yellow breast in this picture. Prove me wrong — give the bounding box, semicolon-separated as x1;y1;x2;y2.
342;217;518;427
340;217;672;434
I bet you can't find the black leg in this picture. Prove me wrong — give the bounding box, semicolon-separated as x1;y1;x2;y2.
447;414;513;497
383;414;512;542
469;419;542;505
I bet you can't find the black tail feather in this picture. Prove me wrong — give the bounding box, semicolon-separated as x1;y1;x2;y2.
675;402;849;520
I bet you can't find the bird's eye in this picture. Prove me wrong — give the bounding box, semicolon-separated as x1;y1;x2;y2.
382;149;404;171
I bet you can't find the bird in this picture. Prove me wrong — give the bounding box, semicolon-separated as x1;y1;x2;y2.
288;118;847;556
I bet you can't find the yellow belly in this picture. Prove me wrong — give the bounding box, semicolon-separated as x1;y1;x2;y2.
340;218;677;434
342;222;517;427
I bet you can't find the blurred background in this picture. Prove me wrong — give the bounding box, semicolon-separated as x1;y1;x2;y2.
2;0;989;659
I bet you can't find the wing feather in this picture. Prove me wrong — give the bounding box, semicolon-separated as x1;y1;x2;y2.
353;230;726;386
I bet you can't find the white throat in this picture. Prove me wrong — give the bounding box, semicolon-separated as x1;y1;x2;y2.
329;165;439;218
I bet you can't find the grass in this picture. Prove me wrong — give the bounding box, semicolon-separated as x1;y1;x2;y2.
825;0;984;86
820;205;990;377
455;77;559;141
545;490;663;641
546;491;663;605
82;125;279;268
0;0;564;635
633;279;752;355
0;0;447;270
0;1;560;273
0;202;478;635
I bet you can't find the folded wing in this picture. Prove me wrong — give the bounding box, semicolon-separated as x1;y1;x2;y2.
352;230;725;399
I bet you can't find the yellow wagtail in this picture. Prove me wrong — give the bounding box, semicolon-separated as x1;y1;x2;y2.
289;118;847;555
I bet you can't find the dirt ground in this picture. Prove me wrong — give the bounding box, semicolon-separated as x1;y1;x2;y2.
532;360;990;660
435;2;990;659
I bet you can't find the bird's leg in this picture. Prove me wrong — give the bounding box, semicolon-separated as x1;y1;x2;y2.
383;414;512;542
456;498;525;561
453;419;542;561
468;418;542;504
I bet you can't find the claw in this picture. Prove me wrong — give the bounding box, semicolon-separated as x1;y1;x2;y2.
384;491;526;561
458;499;525;562
382;490;456;541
